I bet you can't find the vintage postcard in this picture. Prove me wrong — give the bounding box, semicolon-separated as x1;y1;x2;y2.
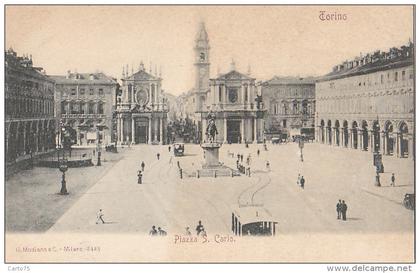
3;5;415;264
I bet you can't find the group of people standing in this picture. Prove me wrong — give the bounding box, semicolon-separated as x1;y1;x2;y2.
336;200;348;221
149;225;167;236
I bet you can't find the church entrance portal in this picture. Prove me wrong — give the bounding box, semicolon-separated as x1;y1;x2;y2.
135;119;149;144
227;120;241;143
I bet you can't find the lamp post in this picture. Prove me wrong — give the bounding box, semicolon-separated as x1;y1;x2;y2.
299;137;304;162
58;158;69;195
96;123;103;166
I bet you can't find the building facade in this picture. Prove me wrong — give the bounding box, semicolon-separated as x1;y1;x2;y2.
204;63;266;143
316;42;414;158
5;49;56;164
115;63;169;144
52;71;118;146
261;76;315;138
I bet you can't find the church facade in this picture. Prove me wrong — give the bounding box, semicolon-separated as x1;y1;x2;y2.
192;22;266;143
115;63;168;144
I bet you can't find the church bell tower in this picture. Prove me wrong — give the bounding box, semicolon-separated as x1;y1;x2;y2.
194;22;210;113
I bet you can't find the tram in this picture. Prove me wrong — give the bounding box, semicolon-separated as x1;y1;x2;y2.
231;205;278;236
173;143;185;157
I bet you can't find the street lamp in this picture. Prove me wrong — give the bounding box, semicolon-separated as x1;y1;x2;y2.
58;159;69;195
96;123;103;166
299;137;304;162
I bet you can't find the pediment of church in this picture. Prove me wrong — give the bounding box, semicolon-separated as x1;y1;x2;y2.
216;70;252;81
126;70;158;81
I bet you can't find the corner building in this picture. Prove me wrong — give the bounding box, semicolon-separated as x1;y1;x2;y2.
52;71;118;146
261;76;316;138
316;42;414;158
5;49;56;165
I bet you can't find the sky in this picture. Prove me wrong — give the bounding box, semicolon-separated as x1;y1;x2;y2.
5;5;413;96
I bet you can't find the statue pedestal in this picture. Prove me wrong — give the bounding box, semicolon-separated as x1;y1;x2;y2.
201;142;222;168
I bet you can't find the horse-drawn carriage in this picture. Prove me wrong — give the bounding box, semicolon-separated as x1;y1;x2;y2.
173;143;185;157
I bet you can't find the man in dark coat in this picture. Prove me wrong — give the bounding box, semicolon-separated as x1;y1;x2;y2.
137;170;143;184
341;200;348;221
149;226;158;236
196;220;204;235
336;200;342;219
300;176;305;189
141;161;145;172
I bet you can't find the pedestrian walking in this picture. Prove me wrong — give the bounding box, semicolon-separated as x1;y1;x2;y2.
168;146;171;152
300;176;305;189
341;201;348;221
240;154;243;162
149;225;158;236
336;200;342;220
141;161;145;172
390;173;395;187
297;173;301;185
177;161;180;169
96;209;105;224
157;153;160;160
246;157;250;165
237;154;240;161
247;167;251;177
137;170;143;184
195;220;204;235
266;160;270;171
375;173;381;187
185;227;192;236
158;227;167;236
257;149;260;156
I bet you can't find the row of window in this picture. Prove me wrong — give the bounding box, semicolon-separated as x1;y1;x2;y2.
271;101;314;115
328;69;413;90
63;88;105;97
6;98;54;116
61;101;104;115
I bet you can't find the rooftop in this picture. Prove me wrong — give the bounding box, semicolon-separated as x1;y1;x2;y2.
318;42;414;82
264;76;316;85
50;72;117;85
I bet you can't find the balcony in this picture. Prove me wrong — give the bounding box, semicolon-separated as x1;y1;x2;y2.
62;113;106;119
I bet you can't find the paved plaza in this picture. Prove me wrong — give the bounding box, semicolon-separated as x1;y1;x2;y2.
6;142;413;235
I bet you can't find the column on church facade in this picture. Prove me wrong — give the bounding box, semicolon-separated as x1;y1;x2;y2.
340;128;344;147
159;117;163;144
253;117;257;143
241;118;245;143
224;84;228;105
154;117;158;142
368;130;374;153
240;84;244;105
131;118;135;144
223;117;227;143
120;117;124;143
148;117;152;144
